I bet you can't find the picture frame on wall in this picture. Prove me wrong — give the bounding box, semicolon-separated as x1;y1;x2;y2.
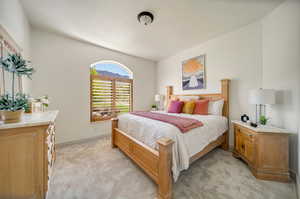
0;25;23;95
0;38;4;94
182;54;206;90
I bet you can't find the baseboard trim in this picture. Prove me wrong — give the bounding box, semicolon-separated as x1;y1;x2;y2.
291;170;297;181
56;134;110;148
290;170;299;199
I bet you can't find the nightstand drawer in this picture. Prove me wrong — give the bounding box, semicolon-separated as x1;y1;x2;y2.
237;126;255;142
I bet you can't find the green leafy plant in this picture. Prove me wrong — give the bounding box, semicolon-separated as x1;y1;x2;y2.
0;53;34;111
0;93;29;111
151;104;157;108
259;115;269;125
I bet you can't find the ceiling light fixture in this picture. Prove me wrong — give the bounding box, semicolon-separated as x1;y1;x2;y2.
137;11;154;26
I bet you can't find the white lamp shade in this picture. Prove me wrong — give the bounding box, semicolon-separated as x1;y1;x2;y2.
249;89;276;105
155;94;161;102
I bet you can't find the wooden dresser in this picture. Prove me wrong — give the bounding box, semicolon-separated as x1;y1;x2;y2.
0;111;58;199
232;120;290;182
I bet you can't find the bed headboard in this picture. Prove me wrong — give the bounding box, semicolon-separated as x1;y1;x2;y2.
166;79;230;118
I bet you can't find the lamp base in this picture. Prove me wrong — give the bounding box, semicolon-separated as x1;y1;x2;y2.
255;104;266;125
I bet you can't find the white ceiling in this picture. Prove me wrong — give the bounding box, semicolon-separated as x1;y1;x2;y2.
21;0;284;61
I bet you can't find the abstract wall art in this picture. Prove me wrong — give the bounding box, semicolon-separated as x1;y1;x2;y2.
182;55;205;90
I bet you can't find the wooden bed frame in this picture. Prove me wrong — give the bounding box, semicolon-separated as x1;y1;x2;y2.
111;79;230;199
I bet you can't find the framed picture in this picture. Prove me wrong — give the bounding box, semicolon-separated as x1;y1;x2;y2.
182;55;205;90
0;39;4;94
0;25;23;95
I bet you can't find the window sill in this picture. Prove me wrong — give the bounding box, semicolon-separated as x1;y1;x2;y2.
90;116;115;123
90;111;131;123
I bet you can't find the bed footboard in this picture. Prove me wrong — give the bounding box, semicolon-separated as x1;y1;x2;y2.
111;118;174;199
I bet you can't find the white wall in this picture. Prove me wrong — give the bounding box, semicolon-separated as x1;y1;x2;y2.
0;0;32;93
261;0;300;182
31;28;156;144
157;22;263;145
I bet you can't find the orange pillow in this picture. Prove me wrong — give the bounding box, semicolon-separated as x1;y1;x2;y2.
182;101;195;114
193;99;209;115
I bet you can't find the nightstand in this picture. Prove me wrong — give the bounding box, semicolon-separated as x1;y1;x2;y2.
232;120;290;182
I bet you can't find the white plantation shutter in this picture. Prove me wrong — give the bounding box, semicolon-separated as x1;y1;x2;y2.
90;74;133;121
115;80;132;113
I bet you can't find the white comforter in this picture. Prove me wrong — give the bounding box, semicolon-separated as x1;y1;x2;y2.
118;111;228;181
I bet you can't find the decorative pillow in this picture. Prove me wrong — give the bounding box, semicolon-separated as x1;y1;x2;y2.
182;101;196;114
193;99;209;115
164;96;179;110
167;100;184;113
208;99;224;116
178;96;199;101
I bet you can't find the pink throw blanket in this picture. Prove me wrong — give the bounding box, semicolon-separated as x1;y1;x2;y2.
130;111;203;133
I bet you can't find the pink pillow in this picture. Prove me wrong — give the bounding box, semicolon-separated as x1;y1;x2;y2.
168;100;184;113
193;99;209;115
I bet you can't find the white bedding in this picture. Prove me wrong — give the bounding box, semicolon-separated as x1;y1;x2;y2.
117;111;228;181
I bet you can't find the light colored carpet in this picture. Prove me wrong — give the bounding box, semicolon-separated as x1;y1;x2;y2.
47;137;296;199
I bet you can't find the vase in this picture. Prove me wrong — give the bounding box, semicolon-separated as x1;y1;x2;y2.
0;110;24;123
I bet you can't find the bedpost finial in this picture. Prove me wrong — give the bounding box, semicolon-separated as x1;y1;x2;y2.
166;86;173;96
221;79;230;83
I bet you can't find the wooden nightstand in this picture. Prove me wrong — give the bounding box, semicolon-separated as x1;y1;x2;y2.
232;120;290;182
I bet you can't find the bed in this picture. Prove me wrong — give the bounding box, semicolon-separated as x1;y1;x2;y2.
111;79;230;199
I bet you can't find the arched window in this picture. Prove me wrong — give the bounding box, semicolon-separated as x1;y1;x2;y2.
90;61;133;122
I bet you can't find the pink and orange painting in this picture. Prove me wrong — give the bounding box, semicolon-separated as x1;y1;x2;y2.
182;55;205;90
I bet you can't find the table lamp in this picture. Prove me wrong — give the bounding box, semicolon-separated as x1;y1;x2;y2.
249;88;275;124
155;94;164;110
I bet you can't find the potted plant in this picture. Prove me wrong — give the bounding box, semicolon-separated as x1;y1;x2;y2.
0;54;34;123
151;104;157;111
259;115;269;125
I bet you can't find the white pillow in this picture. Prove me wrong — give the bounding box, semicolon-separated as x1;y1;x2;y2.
208;99;224;116
178;96;199;101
